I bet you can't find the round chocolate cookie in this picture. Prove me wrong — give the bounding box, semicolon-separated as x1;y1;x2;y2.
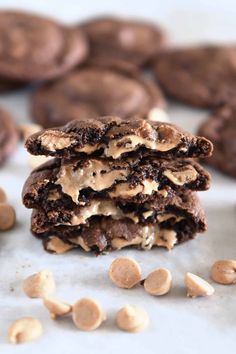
198;105;236;178
80;16;166;67
0;107;19;165
0;11;88;81
153;46;236;108
31;64;165;128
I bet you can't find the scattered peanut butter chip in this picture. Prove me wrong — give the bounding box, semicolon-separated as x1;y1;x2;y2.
185;272;215;298
109;257;142;289
23;270;56;298
211;260;236;285
8;317;43;344
0;203;16;231
43;296;72;319
116;305;149;333
19;123;42;141
72;298;106;331
0;187;7;203
144;268;172;296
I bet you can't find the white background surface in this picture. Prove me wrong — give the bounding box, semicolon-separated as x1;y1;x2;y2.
0;1;236;353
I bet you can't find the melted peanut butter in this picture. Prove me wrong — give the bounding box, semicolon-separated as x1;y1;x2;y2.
40;132;75;151
109;180;159;198
163;165;198;186
57;200;139;226
56;159;128;203
104;132;181;159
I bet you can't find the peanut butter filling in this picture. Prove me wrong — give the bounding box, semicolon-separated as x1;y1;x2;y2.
56;159;128;203
163;165;198;186
67;225;177;252
53;199;183;227
55;159;166;203
72;124;181;158
56;200;139;226
104;130;181;159
75;143;101;154
40;132;76;151
109;179;159;198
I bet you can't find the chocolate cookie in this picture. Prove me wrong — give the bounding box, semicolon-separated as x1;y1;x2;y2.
0;77;26;93
0;11;88;81
31;191;207;254
31;64;165;128
25;116;213;159
198;105;236;178
153;46;236;108
80;16;166;67
22;157;211;209
0;107;19;165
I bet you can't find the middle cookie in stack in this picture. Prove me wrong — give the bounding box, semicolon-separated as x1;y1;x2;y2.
22;116;213;254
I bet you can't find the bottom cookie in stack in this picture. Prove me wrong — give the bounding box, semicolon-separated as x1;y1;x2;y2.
30;191;207;254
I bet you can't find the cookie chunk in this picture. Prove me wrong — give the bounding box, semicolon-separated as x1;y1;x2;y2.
31;65;165;128
153;46;236;108
22;157;211;209
80;16;166;67
0;11;88;81
31;191;207;254
0;107;19;165
198;105;236;178
25;117;213;159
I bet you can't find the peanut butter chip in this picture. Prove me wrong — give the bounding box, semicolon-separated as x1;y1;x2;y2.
8;317;43;344
23;270;56;298
185;272;215;298
116;305;149;333
109;257;141;289
43;296;72;319
72;298;106;331
211;260;236;285
0;203;16;231
0;187;7;203
144;268;172;296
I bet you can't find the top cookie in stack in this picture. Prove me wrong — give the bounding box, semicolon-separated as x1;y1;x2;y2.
22;117;213;254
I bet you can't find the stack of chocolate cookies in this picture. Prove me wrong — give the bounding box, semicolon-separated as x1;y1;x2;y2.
22;117;213;254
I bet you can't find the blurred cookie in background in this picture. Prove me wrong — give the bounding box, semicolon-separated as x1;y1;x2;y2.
0;107;19;165
80;16;166;67
198;105;236;178
153;46;236;108
0;77;27;93
0;11;88;82
31;64;166;128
